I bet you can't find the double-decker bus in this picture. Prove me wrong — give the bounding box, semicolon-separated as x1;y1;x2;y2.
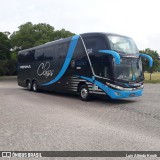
17;32;153;101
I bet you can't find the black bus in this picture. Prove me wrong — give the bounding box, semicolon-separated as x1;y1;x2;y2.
17;32;153;101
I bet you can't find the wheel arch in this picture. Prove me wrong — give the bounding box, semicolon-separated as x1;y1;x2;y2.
32;78;37;83
25;78;31;87
77;81;87;93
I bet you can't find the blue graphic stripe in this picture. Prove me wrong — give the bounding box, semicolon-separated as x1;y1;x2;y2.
80;76;143;99
80;76;106;92
140;54;153;67
42;35;79;86
99;50;121;64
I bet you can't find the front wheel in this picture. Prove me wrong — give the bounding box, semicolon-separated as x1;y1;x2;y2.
79;85;90;101
32;81;38;92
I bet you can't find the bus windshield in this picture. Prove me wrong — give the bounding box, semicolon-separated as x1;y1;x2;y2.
108;35;139;54
114;58;143;82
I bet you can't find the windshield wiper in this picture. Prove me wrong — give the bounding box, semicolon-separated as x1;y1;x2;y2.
113;50;125;54
115;78;130;83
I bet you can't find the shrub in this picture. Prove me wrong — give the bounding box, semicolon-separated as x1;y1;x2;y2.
0;59;17;76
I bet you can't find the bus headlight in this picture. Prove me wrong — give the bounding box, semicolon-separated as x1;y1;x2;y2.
106;82;142;91
106;82;123;90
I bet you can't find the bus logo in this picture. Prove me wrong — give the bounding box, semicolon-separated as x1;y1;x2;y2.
37;62;54;78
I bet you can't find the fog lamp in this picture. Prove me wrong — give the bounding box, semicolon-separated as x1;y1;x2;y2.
114;92;121;96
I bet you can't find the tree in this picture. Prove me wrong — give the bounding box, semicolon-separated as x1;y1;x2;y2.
139;48;160;80
10;22;54;50
0;22;75;76
0;32;11;60
10;22;75;51
54;28;75;40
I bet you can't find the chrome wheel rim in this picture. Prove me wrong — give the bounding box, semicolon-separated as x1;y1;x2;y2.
81;88;88;99
27;82;31;90
33;83;36;91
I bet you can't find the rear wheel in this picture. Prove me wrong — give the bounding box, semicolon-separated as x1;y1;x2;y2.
79;85;90;101
32;81;38;92
26;81;32;91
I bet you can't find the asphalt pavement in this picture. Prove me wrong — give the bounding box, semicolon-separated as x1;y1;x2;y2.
0;77;160;159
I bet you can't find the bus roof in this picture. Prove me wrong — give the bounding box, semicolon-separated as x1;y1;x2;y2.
18;36;71;53
18;32;130;53
80;32;130;38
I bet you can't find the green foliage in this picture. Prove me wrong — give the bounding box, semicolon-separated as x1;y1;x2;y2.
144;72;160;83
0;61;7;75
10;22;54;50
6;59;17;75
54;29;75;40
11;51;17;61
10;22;75;51
0;59;17;76
0;55;17;76
0;22;75;76
0;32;11;60
0;32;17;76
139;48;160;73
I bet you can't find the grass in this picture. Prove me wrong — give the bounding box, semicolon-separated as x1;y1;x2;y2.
0;75;17;80
144;72;160;83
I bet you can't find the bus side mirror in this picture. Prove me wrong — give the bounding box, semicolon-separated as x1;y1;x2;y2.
98;50;121;65
139;54;153;67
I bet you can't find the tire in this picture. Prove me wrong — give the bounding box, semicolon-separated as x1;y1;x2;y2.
79;85;90;101
32;81;38;92
26;81;32;91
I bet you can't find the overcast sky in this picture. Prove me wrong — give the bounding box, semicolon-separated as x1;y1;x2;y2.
0;0;160;52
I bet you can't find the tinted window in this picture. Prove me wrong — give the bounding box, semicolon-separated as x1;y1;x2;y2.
73;38;86;59
18;52;26;63
83;36;112;78
89;53;112;78
18;50;35;63
83;36;108;54
35;49;44;61
55;42;68;59
44;46;55;60
27;50;35;62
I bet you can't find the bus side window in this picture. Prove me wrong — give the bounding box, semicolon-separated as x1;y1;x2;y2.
62;43;69;58
44;46;55;60
83;36;107;53
74;39;87;59
55;42;68;59
95;38;107;50
27;50;35;62
35;49;44;61
18;50;35;63
18;52;25;63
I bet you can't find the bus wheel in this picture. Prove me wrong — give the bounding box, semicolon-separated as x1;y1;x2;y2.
26;81;32;91
32;81;38;92
79;85;90;101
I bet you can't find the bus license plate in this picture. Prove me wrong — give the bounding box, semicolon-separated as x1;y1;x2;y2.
130;93;135;97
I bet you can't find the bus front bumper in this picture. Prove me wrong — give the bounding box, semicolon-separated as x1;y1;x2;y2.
106;87;143;99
